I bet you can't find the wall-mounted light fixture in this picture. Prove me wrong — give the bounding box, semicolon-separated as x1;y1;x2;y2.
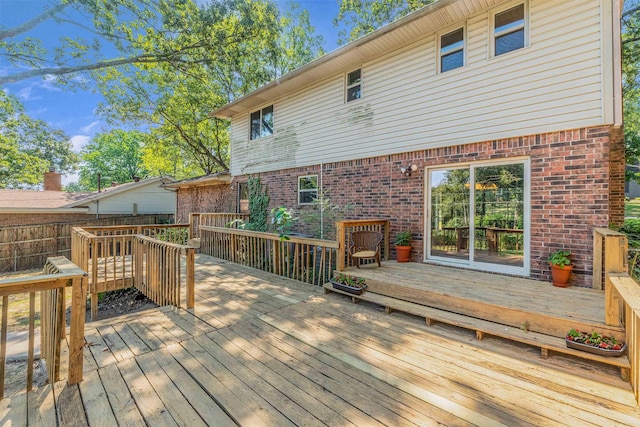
400;164;418;176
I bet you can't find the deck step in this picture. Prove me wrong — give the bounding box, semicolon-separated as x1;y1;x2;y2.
323;283;631;375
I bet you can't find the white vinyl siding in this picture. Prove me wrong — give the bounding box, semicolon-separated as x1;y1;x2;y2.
230;0;610;176
86;183;176;215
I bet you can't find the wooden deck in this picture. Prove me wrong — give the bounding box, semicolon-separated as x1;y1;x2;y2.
2;254;640;426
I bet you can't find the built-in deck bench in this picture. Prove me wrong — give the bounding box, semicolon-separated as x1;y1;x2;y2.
323;283;631;380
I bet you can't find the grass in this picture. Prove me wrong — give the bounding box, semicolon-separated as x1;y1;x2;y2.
626;198;640;218
0;269;73;332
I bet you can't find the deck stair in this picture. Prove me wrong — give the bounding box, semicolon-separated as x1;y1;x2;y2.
325;262;630;379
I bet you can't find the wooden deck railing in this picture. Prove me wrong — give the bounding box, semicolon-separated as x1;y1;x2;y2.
72;225;195;320
189;213;249;238
200;225;339;286
81;223;189;244
0;257;87;399
336;220;390;271
594;228;640;404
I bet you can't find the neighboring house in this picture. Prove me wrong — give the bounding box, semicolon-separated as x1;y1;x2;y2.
0;171;177;226
625;165;640;199
213;0;624;287
163;172;235;223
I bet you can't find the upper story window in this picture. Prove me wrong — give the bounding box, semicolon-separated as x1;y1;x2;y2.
494;4;526;56
250;105;274;140
440;28;464;73
346;69;362;102
298;175;318;204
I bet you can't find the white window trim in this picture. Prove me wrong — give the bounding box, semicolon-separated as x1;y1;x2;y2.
298;174;318;205
423;157;530;277
249;104;274;141
489;1;529;59
345;68;363;103
437;25;467;74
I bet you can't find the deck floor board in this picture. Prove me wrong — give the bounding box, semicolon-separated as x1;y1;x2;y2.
10;254;640;426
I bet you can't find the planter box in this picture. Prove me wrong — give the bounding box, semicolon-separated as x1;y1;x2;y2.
330;280;367;295
565;339;627;357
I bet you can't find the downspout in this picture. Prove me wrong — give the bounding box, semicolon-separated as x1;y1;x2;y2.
96;200;99;219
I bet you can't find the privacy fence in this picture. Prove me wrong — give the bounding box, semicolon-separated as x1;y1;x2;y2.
0;214;172;273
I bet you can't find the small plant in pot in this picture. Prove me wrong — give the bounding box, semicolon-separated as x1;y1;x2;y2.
395;230;412;263
330;273;367;295
548;249;572;287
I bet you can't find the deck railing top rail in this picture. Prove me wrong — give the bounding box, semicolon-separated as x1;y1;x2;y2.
199;225;339;248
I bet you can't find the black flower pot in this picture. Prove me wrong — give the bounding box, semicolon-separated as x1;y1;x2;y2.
330;280;366;295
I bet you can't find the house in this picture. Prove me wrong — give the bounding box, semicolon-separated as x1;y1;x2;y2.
163;172;235;223
0;171;177;226
212;0;624;287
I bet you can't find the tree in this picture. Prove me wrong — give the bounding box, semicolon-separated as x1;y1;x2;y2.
333;0;434;44
623;1;640;179
0;92;78;188
94;0;324;176
0;0;262;86
78;129;149;190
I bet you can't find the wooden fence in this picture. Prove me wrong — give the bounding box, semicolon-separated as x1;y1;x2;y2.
0;214;172;273
0;257;87;399
71;225;194;320
189;213;248;238
200;225;338;287
594;228;640;405
336;219;391;271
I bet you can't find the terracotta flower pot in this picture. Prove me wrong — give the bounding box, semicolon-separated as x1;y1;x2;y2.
550;263;572;287
395;245;412;263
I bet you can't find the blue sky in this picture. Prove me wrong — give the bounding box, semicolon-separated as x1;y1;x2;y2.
0;0;341;184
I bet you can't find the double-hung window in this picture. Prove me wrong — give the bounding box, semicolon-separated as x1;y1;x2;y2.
440;28;464;73
298;175;318;205
346;69;362;102
250;105;274;140
494;4;526;56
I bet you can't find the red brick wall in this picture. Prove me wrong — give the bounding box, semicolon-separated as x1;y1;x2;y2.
235;125;622;287
175;184;235;223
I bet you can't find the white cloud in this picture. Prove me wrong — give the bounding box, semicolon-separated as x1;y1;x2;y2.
80;120;100;134
70;135;90;152
17;86;41;101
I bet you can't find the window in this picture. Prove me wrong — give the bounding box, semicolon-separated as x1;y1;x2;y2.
250;105;274;140
440;28;464;73
298;175;318;205
238;182;249;213
494;4;525;56
346;69;362;102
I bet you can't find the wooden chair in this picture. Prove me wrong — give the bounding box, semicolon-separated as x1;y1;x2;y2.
349;230;383;268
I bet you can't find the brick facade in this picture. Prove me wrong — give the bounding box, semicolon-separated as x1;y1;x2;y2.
234;125;624;287
175;184;235;223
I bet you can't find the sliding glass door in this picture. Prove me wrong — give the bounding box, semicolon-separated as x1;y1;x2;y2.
427;160;528;274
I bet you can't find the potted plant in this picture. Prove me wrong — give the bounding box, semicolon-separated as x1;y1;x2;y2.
394;230;412;262
565;329;626;357
330;274;367;295
547;249;572;287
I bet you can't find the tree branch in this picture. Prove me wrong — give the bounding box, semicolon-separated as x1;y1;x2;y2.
0;2;73;40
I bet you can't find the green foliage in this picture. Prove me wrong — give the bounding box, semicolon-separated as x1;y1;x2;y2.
247;176;269;232
547;250;571;267
334;0;434;44
332;273;366;288
394;230;412;246
623;2;640;176
0;92;77;188
271;206;296;240
299;191;353;239
78;129;149;191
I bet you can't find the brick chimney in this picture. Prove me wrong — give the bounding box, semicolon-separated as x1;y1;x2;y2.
44;168;62;191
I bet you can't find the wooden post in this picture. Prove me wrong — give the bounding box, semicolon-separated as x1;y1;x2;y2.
186;248;195;309
383;220;390;261
336;221;346;271
68;275;87;384
0;296;8;400
593;230;604;290
604;234;628;326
